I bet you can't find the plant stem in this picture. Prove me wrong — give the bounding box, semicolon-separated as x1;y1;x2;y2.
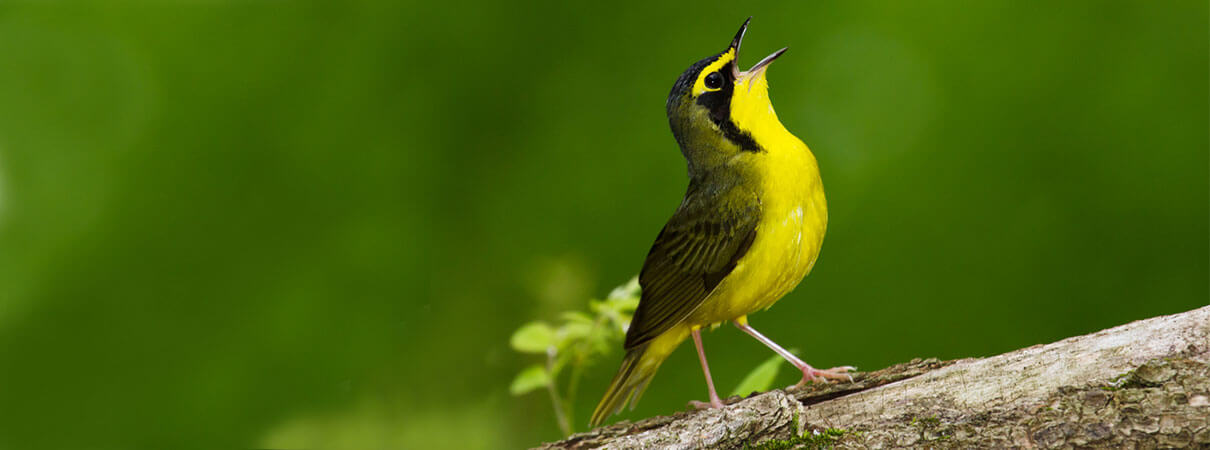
546;348;571;436
564;313;607;431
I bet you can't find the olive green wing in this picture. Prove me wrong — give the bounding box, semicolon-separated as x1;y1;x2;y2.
624;184;760;349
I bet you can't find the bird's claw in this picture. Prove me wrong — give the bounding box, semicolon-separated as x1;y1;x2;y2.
688;398;726;410
793;365;856;387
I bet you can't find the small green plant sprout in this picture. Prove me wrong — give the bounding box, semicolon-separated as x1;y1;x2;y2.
510;277;802;436
510;277;640;435
730;351;795;398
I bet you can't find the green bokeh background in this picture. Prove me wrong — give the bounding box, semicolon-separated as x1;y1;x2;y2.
0;1;1205;448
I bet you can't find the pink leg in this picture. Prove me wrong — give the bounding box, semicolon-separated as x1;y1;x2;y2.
733;321;854;387
688;328;725;409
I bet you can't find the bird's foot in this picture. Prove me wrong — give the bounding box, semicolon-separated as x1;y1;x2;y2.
792;365;856;388
688;397;726;410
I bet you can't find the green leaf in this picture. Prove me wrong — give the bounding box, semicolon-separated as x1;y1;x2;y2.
730;354;785;397
587;299;607;315
560;321;593;343
607;276;640;300
606;295;639;312
509;364;551;395
560;311;594;324
510;321;555;354
589;334;612;355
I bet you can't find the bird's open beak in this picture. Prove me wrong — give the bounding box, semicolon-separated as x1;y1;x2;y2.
728;18;788;81
744;47;788;77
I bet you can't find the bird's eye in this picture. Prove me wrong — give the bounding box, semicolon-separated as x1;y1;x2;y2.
704;72;724;90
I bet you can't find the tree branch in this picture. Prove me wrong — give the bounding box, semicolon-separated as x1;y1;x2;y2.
537;306;1210;449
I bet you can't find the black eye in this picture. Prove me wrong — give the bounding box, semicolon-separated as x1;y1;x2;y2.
704;72;724;90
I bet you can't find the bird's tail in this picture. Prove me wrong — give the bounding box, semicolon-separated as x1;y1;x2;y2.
589;327;686;427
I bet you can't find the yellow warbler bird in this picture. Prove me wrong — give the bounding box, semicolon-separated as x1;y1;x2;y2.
590;18;851;427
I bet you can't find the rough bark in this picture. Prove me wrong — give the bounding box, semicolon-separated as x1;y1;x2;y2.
537;306;1210;449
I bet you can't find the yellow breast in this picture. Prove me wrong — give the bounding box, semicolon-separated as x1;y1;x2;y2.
687;133;826;325
748;144;827;311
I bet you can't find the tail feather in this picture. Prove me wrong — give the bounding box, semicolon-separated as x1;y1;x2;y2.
589;345;653;427
590;327;688;427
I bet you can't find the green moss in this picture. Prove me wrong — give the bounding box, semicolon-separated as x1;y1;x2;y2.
911;415;940;427
743;427;849;450
1102;369;1143;391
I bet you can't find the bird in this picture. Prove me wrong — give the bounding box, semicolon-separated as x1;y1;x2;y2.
589;18;852;427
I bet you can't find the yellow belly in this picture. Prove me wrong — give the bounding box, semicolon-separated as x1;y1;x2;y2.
686;146;827;327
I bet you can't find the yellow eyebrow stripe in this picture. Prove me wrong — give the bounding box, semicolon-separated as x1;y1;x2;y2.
692;49;735;96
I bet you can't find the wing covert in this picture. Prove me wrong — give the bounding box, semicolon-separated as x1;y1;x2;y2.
624;183;759;349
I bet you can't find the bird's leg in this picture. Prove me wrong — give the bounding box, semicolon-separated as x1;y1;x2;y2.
687;327;725;410
733;320;854;387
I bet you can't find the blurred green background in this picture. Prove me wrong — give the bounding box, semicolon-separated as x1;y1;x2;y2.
0;1;1205;448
